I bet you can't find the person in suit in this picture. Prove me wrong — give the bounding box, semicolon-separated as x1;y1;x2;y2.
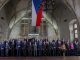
70;42;74;56
1;42;5;56
22;39;27;56
13;39;17;56
28;42;32;56
37;40;42;56
48;41;51;56
55;40;61;56
16;40;21;56
0;42;2;56
11;39;15;56
26;39;29;56
33;40;37;56
8;40;13;56
20;40;24;56
52;40;56;56
73;40;79;56
65;41;70;56
45;40;49;56
5;41;9;56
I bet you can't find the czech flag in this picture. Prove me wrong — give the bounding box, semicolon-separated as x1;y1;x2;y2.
32;0;43;27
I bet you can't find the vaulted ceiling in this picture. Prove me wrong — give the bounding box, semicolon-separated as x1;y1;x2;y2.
0;0;77;27
0;0;79;39
0;0;9;10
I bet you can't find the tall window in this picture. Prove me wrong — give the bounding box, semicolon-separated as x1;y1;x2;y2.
69;24;74;42
20;20;29;38
74;23;78;38
69;20;78;42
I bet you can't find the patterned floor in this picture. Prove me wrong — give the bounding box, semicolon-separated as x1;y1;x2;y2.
0;56;79;60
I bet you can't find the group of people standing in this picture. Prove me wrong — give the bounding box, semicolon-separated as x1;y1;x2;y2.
0;38;79;56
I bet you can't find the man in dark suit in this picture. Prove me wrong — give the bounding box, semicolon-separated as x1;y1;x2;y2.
34;40;37;56
16;40;21;56
5;41;9;56
1;42;5;56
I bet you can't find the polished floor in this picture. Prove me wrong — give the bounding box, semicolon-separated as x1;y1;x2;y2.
0;57;80;60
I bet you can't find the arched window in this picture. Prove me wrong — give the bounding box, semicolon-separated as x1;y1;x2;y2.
73;23;78;39
69;19;79;42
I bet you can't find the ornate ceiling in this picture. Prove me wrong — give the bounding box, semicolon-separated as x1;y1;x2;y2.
0;0;9;10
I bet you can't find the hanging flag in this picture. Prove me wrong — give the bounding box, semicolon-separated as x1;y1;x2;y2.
32;0;43;27
36;4;43;27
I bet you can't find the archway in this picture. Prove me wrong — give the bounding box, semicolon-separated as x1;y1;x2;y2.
8;0;78;41
69;19;79;42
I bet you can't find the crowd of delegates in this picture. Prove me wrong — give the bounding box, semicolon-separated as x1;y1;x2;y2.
0;38;79;56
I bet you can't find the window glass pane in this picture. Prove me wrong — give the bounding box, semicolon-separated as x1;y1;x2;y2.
70;33;74;42
75;30;78;34
69;25;73;31
74;24;77;28
75;34;78;38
